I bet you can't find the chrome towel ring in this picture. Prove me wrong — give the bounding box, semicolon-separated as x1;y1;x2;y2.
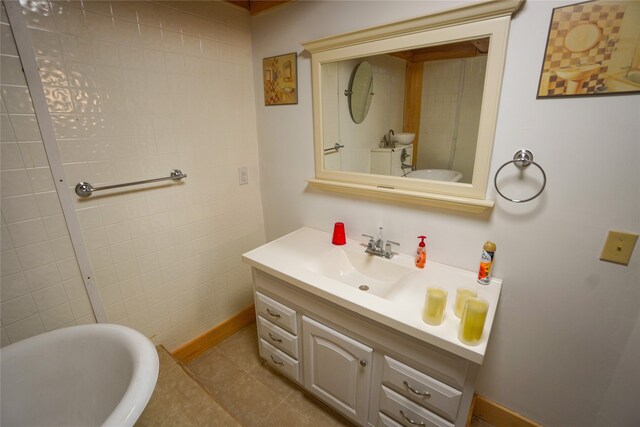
494;149;546;203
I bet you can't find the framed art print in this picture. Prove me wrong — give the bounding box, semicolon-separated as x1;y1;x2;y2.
537;0;640;98
263;52;298;105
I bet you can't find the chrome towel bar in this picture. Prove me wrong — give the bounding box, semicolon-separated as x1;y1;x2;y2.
75;169;187;198
324;143;344;153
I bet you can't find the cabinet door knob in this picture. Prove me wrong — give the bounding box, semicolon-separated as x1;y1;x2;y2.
360;359;367;367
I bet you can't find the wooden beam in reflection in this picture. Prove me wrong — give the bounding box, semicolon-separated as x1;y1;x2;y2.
403;61;423;166
390;38;490;63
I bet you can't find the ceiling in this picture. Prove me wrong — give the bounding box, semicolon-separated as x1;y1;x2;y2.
226;0;291;16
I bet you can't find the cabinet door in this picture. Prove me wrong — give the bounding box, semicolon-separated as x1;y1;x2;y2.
302;316;373;425
370;151;391;175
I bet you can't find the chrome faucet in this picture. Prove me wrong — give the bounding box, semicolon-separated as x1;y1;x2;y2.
362;227;399;259
400;148;415;176
385;129;395;147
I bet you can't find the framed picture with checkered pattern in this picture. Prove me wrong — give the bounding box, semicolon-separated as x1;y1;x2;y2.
537;0;640;98
263;52;298;105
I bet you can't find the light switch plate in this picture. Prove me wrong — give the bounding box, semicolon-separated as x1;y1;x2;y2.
238;166;248;185
600;230;638;265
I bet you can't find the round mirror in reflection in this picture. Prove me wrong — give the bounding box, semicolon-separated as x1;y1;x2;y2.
347;61;374;124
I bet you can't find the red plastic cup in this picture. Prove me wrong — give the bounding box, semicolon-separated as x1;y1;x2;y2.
332;222;346;245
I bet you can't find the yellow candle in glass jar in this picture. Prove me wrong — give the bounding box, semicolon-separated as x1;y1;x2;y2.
423;287;447;326
458;298;489;346
454;288;478;318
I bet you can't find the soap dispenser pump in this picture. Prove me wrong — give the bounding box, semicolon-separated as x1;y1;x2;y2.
415;236;427;269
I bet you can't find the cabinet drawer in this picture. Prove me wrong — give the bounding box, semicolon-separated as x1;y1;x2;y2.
379;386;453;427
259;338;300;382
378;412;403;427
382;356;462;422
258;316;299;359
256;292;297;335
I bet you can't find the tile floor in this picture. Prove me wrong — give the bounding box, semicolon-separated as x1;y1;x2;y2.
135;347;239;426
138;321;492;427
186;322;354;427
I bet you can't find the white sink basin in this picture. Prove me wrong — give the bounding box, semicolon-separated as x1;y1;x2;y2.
303;247;416;298
393;132;415;145
556;63;600;81
555;63;601;95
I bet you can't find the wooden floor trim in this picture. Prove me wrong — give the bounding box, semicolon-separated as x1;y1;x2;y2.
172;305;256;363
473;395;543;427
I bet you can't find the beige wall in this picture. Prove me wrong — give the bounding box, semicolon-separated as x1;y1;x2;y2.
2;1;265;350
1;6;94;345
250;1;640;426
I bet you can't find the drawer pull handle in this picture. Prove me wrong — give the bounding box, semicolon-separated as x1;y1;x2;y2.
400;410;426;426
268;332;283;343
266;308;281;318
270;355;284;366
403;380;431;397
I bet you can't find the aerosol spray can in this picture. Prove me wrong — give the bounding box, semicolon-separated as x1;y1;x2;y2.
477;241;496;285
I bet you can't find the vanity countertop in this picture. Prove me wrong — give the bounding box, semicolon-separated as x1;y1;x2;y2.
242;227;501;364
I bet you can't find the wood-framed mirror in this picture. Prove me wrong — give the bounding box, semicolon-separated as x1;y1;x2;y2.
303;0;524;213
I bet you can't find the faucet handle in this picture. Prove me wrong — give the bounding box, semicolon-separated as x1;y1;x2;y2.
384;240;400;258
362;234;376;250
362;234;375;244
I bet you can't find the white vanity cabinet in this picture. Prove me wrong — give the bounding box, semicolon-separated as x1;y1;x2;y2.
370;144;412;176
302;316;373;425
250;268;479;427
255;291;301;383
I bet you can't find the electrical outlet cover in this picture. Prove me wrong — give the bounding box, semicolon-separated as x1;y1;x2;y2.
600;230;638;265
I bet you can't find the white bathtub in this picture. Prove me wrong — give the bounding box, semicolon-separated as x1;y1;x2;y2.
1;324;159;427
405;168;463;182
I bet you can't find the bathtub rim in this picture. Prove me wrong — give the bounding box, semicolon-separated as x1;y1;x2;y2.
1;323;159;427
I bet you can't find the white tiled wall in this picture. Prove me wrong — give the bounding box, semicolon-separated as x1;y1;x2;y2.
1;3;95;346
322;54;405;174
452;55;486;181
3;0;265;350
418;56;486;183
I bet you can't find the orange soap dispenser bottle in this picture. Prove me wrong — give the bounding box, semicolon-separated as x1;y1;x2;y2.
415;236;427;268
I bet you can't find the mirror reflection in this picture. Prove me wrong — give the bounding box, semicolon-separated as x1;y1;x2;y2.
347;61;374;124
322;38;489;184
